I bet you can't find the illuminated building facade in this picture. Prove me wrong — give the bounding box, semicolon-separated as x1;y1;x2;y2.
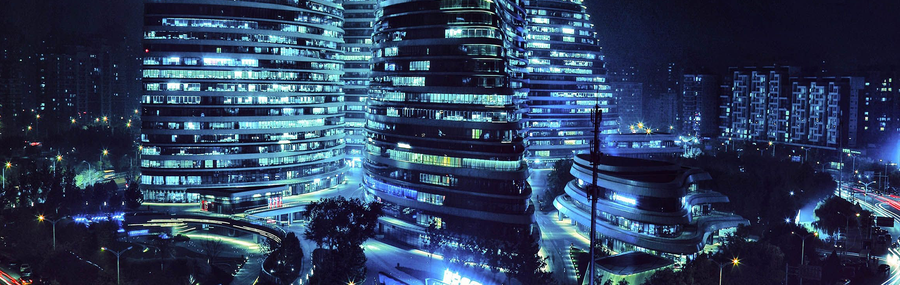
860;70;900;160
524;0;617;163
719;66;865;149
365;0;533;245
141;0;347;212
600;133;682;160
341;0;376;166
721;66;799;141
554;154;748;262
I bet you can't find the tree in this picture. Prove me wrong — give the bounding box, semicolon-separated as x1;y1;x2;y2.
303;197;383;284
814;196;869;235
123;179;142;209
543;159;574;209
200;237;225;263
508;235;554;284
303;197;383;250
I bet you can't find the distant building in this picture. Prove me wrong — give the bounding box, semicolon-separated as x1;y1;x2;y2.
341;0;376;167
140;0;348;212
719;66;866;149
600;133;682;160
859;70;900;160
0;41;133;138
610;66;643;134
788;77;865;147
642;94;677;133
680;74;718;137
722;66;800;142
524;0;617;163
554;154;748;264
0;41;34;138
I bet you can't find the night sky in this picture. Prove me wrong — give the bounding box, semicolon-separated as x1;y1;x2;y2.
2;0;898;76
589;0;900;75
0;0;142;48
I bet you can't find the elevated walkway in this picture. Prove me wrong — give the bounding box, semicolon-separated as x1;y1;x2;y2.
125;213;287;244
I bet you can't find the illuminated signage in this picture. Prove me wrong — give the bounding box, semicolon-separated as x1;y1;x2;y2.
442;269;483;285
611;192;636;206
268;196;283;209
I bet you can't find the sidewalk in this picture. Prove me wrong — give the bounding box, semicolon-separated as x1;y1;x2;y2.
231;254;262;285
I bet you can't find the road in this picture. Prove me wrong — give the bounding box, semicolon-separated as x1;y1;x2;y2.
0;266;21;285
836;185;900;284
530;169;588;285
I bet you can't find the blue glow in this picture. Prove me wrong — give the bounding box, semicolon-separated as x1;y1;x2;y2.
611;192;637;206
443;269;483;285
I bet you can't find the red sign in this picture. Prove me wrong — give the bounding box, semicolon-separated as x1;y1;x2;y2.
268;196;283;209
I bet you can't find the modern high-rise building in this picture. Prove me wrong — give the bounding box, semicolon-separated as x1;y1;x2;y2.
788;76;864;147
365;0;533;245
719;66;866;149
554;154;748;264
523;0;617;163
140;0;347;212
721;66;799;142
680;74;718;137
859;70;900;160
341;0;376;166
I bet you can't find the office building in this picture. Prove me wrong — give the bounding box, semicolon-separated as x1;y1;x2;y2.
523;0;617;164
140;0;347;212
859;70;900;160
721;66;799;142
788;76;864;147
680;74;718;137
609;66;643;134
600;133;683;160
719;66;866;149
341;0;377;166
365;0;533;245
554;154;748;264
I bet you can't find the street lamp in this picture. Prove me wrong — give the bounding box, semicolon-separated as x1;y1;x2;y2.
860;181;875;196
52;154;62;174
101;246;133;285
81;160;94;186
38;215;65;250
791;231;818;285
769;141;775;157
2;162;10;189
100;149;109;169
712;258;740;285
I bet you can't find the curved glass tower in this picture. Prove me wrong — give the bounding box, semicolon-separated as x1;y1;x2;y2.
341;0;377;166
365;0;533;245
524;0;617;164
554;154;749;262
141;0;347;213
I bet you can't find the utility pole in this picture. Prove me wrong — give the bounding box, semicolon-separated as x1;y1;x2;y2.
587;105;603;285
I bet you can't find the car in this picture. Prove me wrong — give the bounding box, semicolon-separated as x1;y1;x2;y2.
20;263;31;273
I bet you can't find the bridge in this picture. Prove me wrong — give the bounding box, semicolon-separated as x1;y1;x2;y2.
124;213;287;244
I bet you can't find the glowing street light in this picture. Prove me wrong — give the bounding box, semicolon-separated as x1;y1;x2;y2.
712;258;740;285
50;154;62;174
860;180;875;196
2;162;11;189
792;231;818;285
39;215;65;250
101;246;133;285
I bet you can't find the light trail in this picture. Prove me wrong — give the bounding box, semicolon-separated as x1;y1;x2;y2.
0;269;21;285
883;248;900;285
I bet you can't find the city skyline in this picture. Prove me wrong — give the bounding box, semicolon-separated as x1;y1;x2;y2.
1;0;900;284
